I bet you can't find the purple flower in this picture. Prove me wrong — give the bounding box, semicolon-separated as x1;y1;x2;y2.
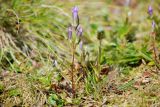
148;5;153;16
68;26;72;40
79;41;83;50
76;25;83;37
72;6;78;21
152;20;156;30
72;6;79;26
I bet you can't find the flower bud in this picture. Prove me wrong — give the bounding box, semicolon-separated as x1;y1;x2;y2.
79;41;83;50
97;29;105;40
152;20;156;32
72;6;79;27
148;5;153;16
76;25;83;37
68;26;72;40
72;6;78;20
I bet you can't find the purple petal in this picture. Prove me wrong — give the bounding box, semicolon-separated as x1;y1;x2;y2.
79;41;83;50
76;25;83;37
152;20;156;29
148;5;153;16
72;6;78;20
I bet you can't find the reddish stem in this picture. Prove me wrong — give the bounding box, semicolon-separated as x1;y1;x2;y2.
151;32;160;70
71;43;75;98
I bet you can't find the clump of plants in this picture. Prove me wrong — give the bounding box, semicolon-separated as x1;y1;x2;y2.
148;5;160;69
67;6;83;98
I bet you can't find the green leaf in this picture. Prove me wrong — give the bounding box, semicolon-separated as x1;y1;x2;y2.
48;94;64;107
118;79;135;91
0;82;4;92
11;0;21;9
9;89;21;97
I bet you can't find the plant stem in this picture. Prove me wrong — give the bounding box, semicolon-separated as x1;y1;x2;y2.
80;49;86;78
99;40;102;65
71;43;75;98
153;40;157;63
97;40;102;79
152;32;160;69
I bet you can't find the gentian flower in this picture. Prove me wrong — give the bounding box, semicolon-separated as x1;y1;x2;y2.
72;6;79;27
72;6;78;21
79;41;83;50
76;25;83;37
68;26;72;40
148;5;153;16
152;20;156;30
